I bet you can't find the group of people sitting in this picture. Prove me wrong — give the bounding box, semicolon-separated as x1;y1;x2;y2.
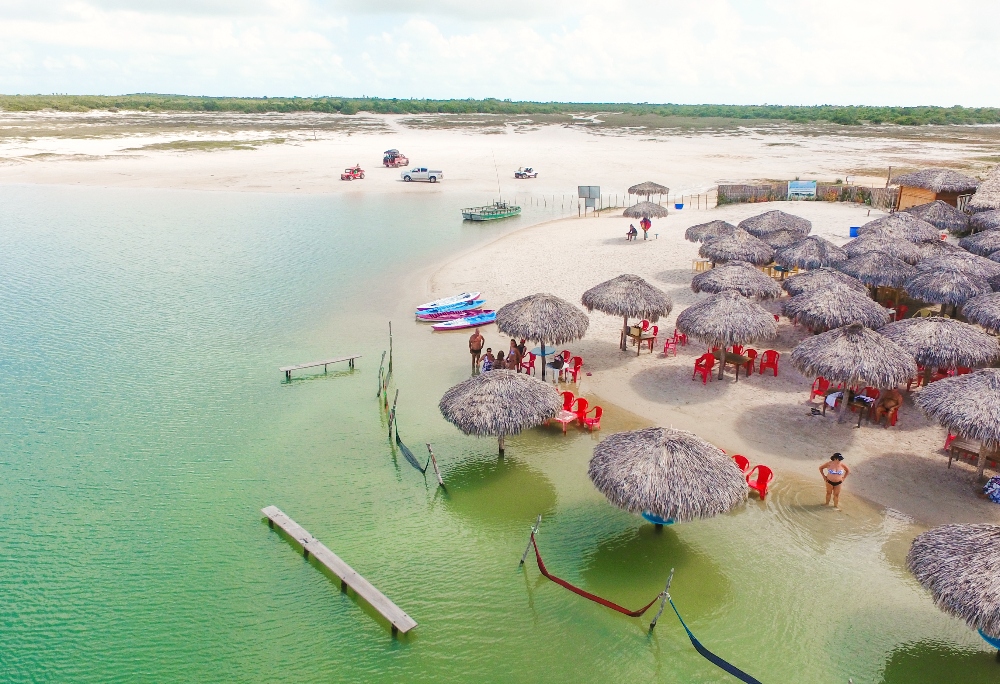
469;330;527;373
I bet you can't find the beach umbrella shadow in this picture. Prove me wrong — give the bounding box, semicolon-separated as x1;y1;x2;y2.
441;455;557;527
731;402;863;459
880;640;998;684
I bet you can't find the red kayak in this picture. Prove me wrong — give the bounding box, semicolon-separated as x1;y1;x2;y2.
417;308;492;322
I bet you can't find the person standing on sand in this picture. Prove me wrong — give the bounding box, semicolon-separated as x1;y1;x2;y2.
469;328;484;373
819;453;850;509
641;218;650;240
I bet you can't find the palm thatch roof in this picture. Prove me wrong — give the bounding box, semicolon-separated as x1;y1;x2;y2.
760;229;805;248
918;240;965;258
916;252;1000;280
959;230;1000;257
838;252;917;288
675;290;777;347
690;261;783;299
738;210;811;237
628;181;670;197
581;274;673;321
908;524;1000;639
904;200;971;233
878;318;1000;370
439;370;561;438
685;220;736;243
890;168;979;193
968;166;1000;214
790;323;916;388
843;235;921;264
858;213;941;244
915;369;1000;445
963;293;1000;334
588;427;748;523
623;201;669;219
495;293;590;345
774;236;847;270
783;288;890;331
903;268;991;307
782;267;867;296
699;228;775;265
970;210;1000;233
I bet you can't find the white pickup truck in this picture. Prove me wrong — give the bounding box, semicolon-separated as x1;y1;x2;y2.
401;167;443;183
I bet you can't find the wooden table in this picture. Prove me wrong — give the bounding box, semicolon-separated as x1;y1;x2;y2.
552;410;578;433
713;350;750;381
949;436;999;469
624;330;656;356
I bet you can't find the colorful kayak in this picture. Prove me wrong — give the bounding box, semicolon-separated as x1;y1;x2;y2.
416;291;480;311
417;308;492;322
417;299;486;316
432;311;497;331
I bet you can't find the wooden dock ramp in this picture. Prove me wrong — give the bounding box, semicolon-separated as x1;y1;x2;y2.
280;354;360;380
261;505;417;635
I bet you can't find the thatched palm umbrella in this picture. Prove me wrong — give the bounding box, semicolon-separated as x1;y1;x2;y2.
790;323;916;422
588;427;748;524
963;292;1000;334
959;230;1000;257
581;274;673;351
738;210;811;238
676;290;777;378
691;261;782;299
916;369;1000;479
879;317;1000;387
439;370;561;456
903;268;991;311
760;229;805;249
783;267;867;296
783;288;890;332
918;240;965;259
904;200;970;234
843;235;921;265
623;201;669;220
774;236;847;270
685;220;736;243
628;181;669;201
970;210;1000;234
907;524;1000;645
495;293;590;380
968;165;1000;214
916;252;1000;280
839;252;917;289
858;213;940;243
699;228;774;265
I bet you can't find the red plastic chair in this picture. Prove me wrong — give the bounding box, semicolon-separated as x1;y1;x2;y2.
582;406;603;431
895;304;908;320
565;356;583;383
731;344;745;356
674;329;688;346
520;352;537;375
640;320;650;331
944;432;957;450
560;391;576;412
642;325;659;353
573;397;590;423
957;366;972;375
732;454;750;473
663;337;678;356
746;465;773;499
692;354;715;384
742;349;758;375
559;350;572;364
810;377;831;401
758;350;779;376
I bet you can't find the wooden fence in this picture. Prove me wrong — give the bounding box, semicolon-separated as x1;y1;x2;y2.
718;183;898;211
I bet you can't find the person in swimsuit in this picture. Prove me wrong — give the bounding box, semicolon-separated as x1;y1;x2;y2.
507;339;522;372
469;328;484;373
819;453;849;509
481;348;494;372
494;350;506;370
874;387;902;426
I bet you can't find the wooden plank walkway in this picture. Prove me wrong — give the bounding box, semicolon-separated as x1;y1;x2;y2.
261;505;416;635
279;354;360;380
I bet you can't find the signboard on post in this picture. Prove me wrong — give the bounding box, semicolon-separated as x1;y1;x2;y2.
578;186;600;199
788;181;817;199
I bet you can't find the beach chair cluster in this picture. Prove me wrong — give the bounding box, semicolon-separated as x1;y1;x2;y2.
813;377;902;427
730;452;773;499
522;349;584;383
691;344;779;384
546;390;602;433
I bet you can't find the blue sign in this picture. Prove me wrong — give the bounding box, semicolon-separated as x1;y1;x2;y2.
788;180;817;199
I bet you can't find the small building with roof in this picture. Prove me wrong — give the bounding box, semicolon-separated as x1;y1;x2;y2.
890;168;979;210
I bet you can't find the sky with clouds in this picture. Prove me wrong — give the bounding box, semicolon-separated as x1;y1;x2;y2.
1;0;997;105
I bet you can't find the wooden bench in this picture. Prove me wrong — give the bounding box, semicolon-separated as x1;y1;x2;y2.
280;355;360;380
261;506;417;635
948;437;999;470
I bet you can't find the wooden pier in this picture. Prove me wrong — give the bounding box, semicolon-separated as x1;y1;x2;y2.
261;505;416;635
280;354;360;380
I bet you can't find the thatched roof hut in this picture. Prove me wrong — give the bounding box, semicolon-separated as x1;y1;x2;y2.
970;210;1000;234
760;229;805;248
858;213;940;244
783;267;867;296
774;236;847;270
891;168;979;210
623;201;669;219
878;318;999;373
838;252;917;288
628;181;670;197
904;200;971;234
783;288;891;332
903;268;991;308
916;252;1000;280
915;369;1000;478
685;220;736;243
582;275;672;350
959;230;1000;257
699;228;775;265
968;166;1000;214
495;293;589;378
907;524;1000;639
963;292;1000;334
738;210;811;238
439;370;561;455
843;235;921;264
691;261;783;299
588;427;748;523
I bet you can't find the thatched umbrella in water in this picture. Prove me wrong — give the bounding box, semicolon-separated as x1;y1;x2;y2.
783;267;867;297
843;235;921;265
691;261;782;299
774;236;847;270
790;323;916;422
916;369;1000;479
904;200;970;234
676;290;777;379
738;210;811;238
858;213;940;244
959;230;1000;257
685;220;736;243
903;268;991;313
970;210;1000;234
628;181;669;202
916;252;1000;281
783;288;890;332
879;317;1000;387
839;252;917;290
908;524;1000;648
623;201;669;220
581;274;673;352
439;370;561;456
588;427;748;524
699;228;774;266
495;293;589;380
963;292;1000;334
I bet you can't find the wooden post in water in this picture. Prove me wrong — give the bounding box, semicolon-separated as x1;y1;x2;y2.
388;389;400;439
648;567;675;632
519;515;542;567
425;443;445;487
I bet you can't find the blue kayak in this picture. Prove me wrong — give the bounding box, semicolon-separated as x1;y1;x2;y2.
642;511;675;526
432;311;497;331
416;299;486;316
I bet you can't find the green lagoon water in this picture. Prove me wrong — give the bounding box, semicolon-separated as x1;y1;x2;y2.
0;184;996;683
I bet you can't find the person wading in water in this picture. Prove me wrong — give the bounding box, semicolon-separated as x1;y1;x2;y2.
819;453;850;509
469;328;484;373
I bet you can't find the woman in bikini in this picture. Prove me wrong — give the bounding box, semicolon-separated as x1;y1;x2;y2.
819;453;849;509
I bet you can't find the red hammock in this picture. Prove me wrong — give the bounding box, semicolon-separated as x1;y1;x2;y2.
529;534;661;617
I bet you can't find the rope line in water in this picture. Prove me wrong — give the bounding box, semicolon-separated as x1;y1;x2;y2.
667;596;763;684
396;429;429;473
